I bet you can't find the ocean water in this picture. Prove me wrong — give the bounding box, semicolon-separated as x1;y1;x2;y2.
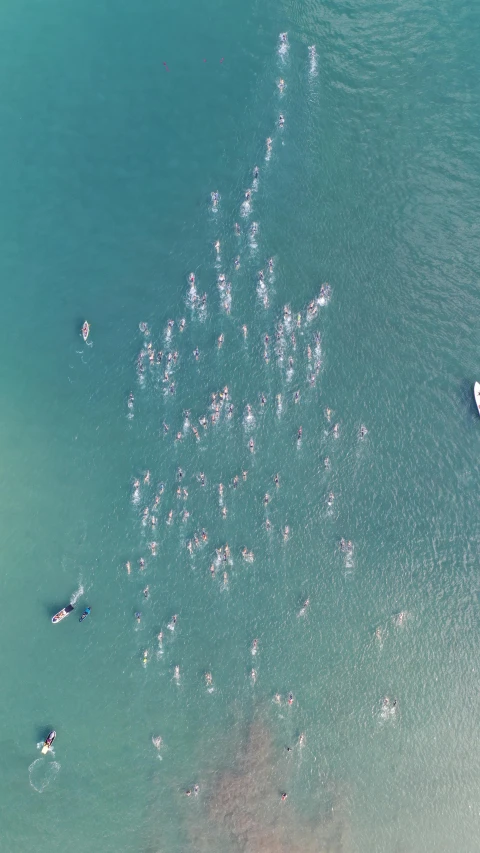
1;0;480;851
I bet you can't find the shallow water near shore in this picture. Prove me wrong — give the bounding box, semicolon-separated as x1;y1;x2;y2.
1;0;480;851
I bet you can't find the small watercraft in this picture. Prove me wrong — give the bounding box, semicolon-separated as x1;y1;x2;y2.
474;382;480;416
41;730;56;754
51;604;74;624
81;321;90;342
79;607;91;623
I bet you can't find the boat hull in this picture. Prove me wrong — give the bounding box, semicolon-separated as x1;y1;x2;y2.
474;382;480;416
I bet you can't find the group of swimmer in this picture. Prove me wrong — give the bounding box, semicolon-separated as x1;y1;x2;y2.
123;32;385;804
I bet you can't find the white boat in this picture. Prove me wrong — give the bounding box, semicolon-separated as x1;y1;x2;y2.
52;604;74;624
474;382;480;416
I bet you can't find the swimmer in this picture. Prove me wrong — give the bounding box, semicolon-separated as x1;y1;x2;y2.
179;318;186;332
177;468;184;481
211;190;219;207
327;492;335;506
126;561;131;575
260;393;266;406
128;392;134;409
218;482;224;497
139;558;145;570
280;32;287;42
199;415;207;429
234;222;241;236
265;518;271;531
258;269;264;282
298;598;309;616
395;611;407;626
274;473;279;487
273;693;281;704
193;533;200;549
297;426;302;442
233;475;239;489
217;333;224;348
279;114;285;127
166;509;173;524
150;513;156;525
221;506;227;518
264;493;270;506
324;456;330;468
294;390;300;403
193;346;199;361
281;793;288;801
287;692;294;705
283;525;290;541
187;540;193;554
192;426;200;441
277;79;285;93
250;668;257;684
234;256;240;270
253;165;259;178
299;733;305;746
209;563;215;576
242;324;248;338
333;423;339;438
142;507;149;523
174;665;180;681
135;612;141;624
375;627;382;641
143;586;149;599
157;631;163;646
251;639;258;655
168;614;178;631
242;470;247;480
139;322;149;334
152;736;162;750
149;542;157;555
227;403;234;418
266;136;273;150
185;789;191;797
201;529;208;542
205;672;213;686
163;422;169;434
359;425;368;438
245;189;251;201
214;239;220;254
249;438;255;453
223;571;228;586
199;472;205;486
143;650;148;665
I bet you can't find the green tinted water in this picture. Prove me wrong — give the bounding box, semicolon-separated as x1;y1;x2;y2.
1;0;480;851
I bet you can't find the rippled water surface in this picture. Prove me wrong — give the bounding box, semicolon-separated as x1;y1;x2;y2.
0;0;479;851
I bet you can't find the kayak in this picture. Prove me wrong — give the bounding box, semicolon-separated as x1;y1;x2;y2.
52;604;74;624
474;382;480;416
41;730;56;754
79;607;91;623
82;321;90;342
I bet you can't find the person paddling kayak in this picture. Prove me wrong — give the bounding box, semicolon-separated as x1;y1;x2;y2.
79;607;91;622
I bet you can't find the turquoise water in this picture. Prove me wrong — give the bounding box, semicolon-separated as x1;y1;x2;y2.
1;0;480;850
